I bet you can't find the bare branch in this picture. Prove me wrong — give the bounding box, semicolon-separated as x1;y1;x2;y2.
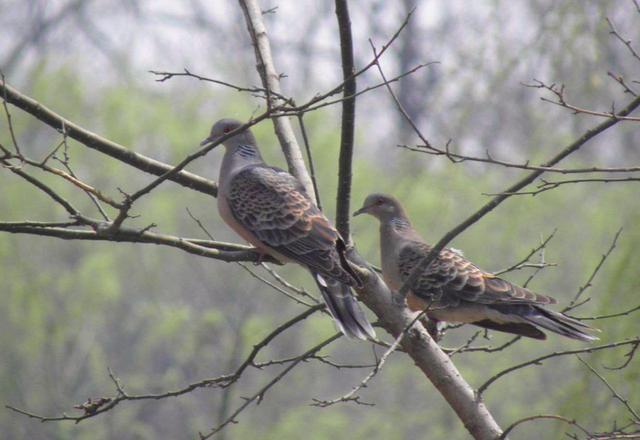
580;304;640;322
7;305;325;425
313;308;428;407
565;228;622;311
604;342;640;371
527;79;640;122
237;262;317;307
296;114;322;210
0;80;218;196
445;335;522;356
2;147;124;209
499;414;592;440
1;73;22;156
334;0;357;240
577;355;640;422
260;262;318;303
400;144;640;175
607;71;638;97
606;17;640;64
54;131;112;220
238;0;315;199
1;157;80;217
493;230;557;276
486;177;640;196
0;223;277;263
393;85;640;300
199;334;342;439
150;68;284;100
477;338;640;396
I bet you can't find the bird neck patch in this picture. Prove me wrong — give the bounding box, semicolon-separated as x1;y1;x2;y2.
236;144;259;158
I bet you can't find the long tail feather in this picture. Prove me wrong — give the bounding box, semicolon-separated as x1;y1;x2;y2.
473;319;547;340
489;303;599;342
522;307;599;342
312;272;376;340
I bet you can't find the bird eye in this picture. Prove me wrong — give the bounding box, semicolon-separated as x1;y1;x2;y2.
375;199;384;206
223;127;231;133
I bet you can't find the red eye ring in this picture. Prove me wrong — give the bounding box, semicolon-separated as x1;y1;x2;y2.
223;127;231;133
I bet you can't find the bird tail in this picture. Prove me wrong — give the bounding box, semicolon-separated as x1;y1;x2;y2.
523;307;599;342
488;304;599;341
312;272;376;340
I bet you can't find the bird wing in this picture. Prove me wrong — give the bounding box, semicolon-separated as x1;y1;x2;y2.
397;240;556;306
226;165;357;286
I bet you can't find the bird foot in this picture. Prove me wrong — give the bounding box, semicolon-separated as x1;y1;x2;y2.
253;252;269;266
423;318;443;342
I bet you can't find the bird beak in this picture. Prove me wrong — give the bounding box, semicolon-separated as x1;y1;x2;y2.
352;206;368;217
200;137;214;147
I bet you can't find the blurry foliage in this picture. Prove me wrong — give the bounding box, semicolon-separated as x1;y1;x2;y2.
1;1;640;439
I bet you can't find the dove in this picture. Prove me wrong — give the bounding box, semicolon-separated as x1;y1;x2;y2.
354;193;597;341
200;119;375;340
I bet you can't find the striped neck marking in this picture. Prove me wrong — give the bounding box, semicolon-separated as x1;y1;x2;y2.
390;217;411;231
236;144;258;158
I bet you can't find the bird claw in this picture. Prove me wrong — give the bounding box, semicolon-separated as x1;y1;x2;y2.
424;318;443;342
253;252;268;266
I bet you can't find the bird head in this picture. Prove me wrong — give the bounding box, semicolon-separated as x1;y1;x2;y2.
200;118;257;149
353;193;405;221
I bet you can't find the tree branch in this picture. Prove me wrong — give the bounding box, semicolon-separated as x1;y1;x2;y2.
237;0;315;200
394;89;640;299
354;268;504;439
334;0;357;240
477;338;640;396
312;308;427;408
199;334;342;439
499;414;592;440
0;80;219;196
0;223;276;263
6;305;326;425
399;143;640;175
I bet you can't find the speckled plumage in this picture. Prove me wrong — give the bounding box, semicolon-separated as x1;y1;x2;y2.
202;119;375;340
227;165;357;286
397;241;556;307
354;193;598;341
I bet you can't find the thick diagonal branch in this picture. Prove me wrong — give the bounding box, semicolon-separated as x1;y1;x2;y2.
356;270;504;439
237;0;315;201
0;80;218;196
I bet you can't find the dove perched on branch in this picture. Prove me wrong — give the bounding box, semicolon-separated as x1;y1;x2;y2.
201;119;375;340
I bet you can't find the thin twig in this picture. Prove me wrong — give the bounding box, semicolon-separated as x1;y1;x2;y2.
296;114;322;209
312;308;429;407
390;71;640;300
199;334;341;439
238;0;314;197
576;355;640;421
493;230;557;276
565;228;622;311
0;80;219;196
334;0;358;240
7;306;326;424
499;414;592;439
477;338;640;396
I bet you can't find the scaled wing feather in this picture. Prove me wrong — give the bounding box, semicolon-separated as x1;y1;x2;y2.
398;241;556;306
227;165;356;286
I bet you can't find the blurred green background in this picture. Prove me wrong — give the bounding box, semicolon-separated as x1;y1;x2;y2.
1;1;639;439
